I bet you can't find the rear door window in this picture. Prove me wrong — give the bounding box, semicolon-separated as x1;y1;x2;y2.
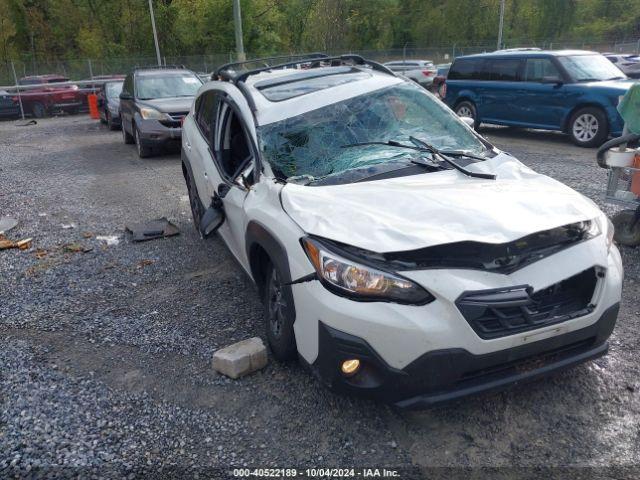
448;59;488;80
524;58;561;82
485;58;522;81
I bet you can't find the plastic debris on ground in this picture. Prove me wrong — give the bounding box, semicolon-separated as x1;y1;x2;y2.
125;217;180;242
96;235;120;246
0;217;18;235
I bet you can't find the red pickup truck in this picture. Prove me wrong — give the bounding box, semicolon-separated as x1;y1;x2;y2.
17;75;83;118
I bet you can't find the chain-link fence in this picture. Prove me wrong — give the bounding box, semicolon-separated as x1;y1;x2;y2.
2;39;640;87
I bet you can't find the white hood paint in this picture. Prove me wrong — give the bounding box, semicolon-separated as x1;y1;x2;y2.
281;153;602;252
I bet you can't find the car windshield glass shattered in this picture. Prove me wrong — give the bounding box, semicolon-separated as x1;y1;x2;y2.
257;82;488;183
106;82;123;99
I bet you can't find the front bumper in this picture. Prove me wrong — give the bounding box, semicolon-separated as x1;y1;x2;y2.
137;118;182;147
292;239;623;406
312;303;618;408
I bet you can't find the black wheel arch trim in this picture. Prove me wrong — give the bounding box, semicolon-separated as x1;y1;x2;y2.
245;220;294;288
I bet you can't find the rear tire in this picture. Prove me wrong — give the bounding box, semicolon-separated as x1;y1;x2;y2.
454;100;479;129
106;112;118;131
568;107;608;148
31;102;46;118
122;121;134;144
263;262;297;361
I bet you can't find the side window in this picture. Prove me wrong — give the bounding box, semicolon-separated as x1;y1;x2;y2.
524;58;561;82
218;102;253;182
448;59;487;80
486;59;521;81
195;91;218;144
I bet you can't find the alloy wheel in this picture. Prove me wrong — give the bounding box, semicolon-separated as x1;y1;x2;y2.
457;105;474;118
572;113;599;142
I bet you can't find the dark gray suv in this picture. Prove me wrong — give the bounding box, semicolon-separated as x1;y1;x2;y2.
119;66;203;157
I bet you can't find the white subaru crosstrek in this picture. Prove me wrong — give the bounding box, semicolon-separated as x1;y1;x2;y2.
181;54;622;408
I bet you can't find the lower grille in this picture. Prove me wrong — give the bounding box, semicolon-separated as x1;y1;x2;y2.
160;111;188;128
457;268;598;339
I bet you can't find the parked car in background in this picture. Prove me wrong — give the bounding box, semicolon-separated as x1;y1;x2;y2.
383;60;437;88
98;80;124;130
0;90;20;119
181;53;622;407
445;50;633;147
603;53;640;79
17;74;82;118
120;65;203;157
77;74;125;111
430;63;450;98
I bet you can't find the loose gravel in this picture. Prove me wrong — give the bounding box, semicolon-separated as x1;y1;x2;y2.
0;117;639;479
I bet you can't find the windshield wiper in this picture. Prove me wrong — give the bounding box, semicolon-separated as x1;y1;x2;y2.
408;136;496;180
340;140;424;151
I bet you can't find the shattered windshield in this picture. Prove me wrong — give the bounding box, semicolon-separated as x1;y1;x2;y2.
257;82;488;182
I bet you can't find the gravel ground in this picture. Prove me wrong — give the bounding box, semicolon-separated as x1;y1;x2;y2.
0;117;639;479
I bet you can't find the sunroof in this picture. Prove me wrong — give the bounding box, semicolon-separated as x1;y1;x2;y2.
256;67;371;101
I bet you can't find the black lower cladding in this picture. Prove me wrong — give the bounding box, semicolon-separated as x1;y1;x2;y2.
456;267;599;339
312;302;619;408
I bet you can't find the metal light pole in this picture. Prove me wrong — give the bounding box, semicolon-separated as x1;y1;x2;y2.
497;0;505;50
10;60;25;120
233;0;246;61
148;0;162;66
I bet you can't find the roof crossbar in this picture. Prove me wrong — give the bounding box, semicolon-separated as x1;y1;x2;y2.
214;53;329;81
231;54;397;84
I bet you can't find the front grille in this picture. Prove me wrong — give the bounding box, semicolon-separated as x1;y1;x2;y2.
456;268;598;339
159;111;188;127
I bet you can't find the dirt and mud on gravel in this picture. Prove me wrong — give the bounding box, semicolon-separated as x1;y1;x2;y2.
1;117;638;479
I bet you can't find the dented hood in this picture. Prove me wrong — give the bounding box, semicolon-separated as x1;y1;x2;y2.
281;153;602;252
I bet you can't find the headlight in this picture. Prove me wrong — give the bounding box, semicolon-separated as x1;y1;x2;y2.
301;237;434;305
139;107;168;120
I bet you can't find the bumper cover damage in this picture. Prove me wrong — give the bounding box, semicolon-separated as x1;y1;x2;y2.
311;303;619;409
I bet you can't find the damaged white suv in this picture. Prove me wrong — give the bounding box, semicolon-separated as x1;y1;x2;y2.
181;54;622;408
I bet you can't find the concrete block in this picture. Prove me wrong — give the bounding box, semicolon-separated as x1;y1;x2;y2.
212;337;268;379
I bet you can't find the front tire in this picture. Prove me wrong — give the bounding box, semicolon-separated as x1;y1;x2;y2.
454;100;479;129
122;121;134;144
134;126;152;158
569;107;608;148
263;262;297;361
185;164;205;232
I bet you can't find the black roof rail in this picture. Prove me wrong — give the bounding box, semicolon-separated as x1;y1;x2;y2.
214;53;329;81
231;54;397;84
133;64;186;71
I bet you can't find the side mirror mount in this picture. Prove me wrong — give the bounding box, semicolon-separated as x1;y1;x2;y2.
199;205;225;238
460;116;475;128
541;76;563;85
119;92;132;100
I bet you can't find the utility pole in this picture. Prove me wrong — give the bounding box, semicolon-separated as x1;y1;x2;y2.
148;0;162;66
233;0;246;61
497;0;505;50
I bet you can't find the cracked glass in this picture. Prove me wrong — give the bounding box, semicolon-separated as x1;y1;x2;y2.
257;82;487;182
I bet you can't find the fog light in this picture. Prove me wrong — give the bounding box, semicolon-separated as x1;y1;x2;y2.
341;359;360;376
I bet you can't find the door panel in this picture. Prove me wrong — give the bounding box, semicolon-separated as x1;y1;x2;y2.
514;58;570;128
